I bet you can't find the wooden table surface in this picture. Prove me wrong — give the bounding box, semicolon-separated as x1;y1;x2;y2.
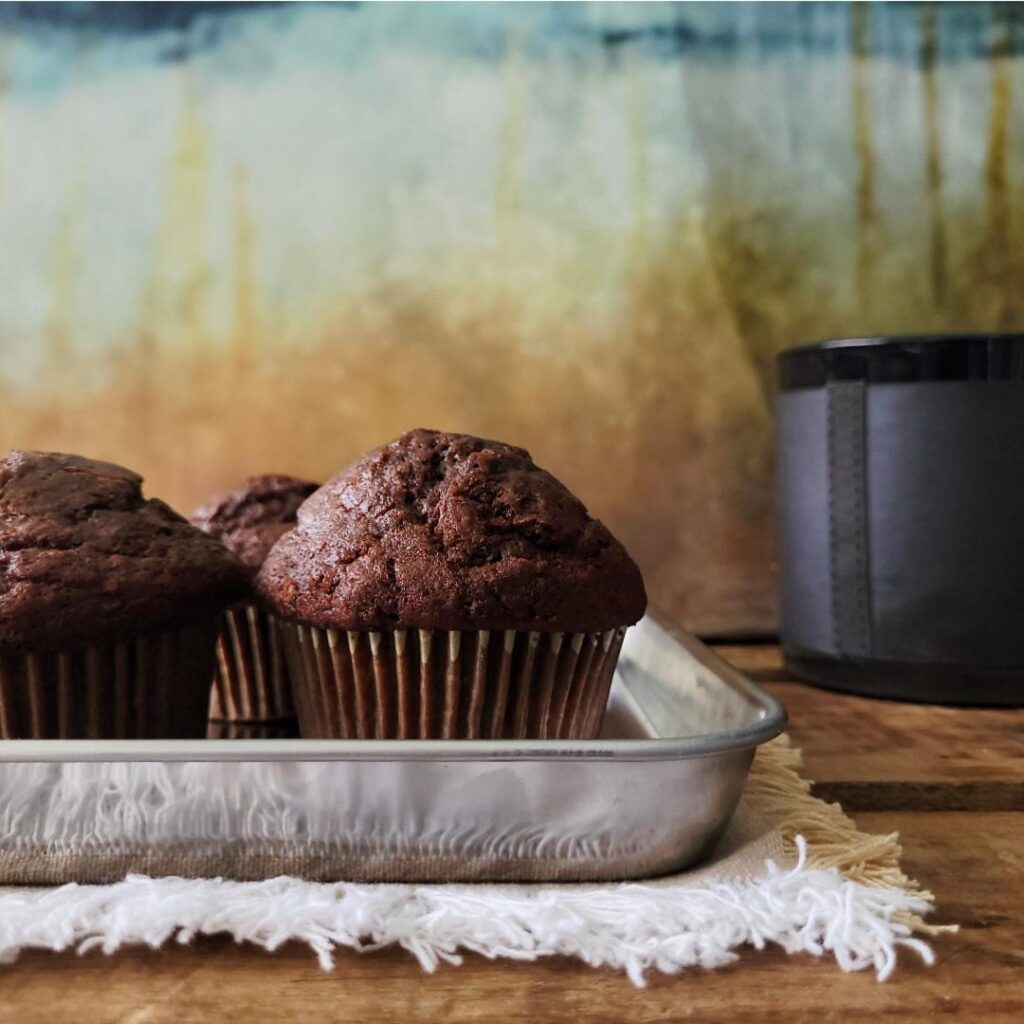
1;644;1022;1024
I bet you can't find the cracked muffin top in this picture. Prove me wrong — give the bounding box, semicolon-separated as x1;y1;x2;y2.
0;451;249;651
256;429;646;633
192;474;319;572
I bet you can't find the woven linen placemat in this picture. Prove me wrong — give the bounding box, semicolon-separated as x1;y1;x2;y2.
0;737;949;984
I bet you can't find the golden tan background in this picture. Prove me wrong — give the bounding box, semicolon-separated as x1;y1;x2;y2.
2;2;1022;633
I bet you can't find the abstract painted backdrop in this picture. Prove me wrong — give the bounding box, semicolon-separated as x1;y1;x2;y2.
1;1;1022;633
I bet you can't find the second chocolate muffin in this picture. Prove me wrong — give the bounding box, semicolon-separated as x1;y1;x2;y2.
192;474;318;725
0;451;248;739
257;430;646;740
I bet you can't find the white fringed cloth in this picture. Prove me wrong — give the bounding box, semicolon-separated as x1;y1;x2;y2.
0;739;946;984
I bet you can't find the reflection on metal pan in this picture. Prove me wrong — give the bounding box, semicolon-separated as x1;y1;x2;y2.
0;618;785;883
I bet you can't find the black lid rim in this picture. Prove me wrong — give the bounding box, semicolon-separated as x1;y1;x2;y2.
782;333;1024;356
777;333;1024;390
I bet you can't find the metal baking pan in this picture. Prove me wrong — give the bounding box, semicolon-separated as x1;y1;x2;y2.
0;617;786;883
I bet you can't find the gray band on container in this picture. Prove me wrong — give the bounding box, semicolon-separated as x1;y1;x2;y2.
826;380;872;656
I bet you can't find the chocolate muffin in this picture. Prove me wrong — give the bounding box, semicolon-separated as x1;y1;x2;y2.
257;430;646;740
192;474;318;725
0;451;248;739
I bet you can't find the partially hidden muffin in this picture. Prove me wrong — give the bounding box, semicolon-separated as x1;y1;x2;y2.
0;451;248;739
192;474;318;724
257;430;646;740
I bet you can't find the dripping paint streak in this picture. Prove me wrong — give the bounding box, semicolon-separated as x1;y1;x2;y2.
985;7;1012;328
920;3;947;307
45;30;94;378
850;2;877;310
134;70;212;464
146;73;211;352
232;164;256;373
494;29;525;253
626;53;650;264
46;176;83;374
0;36;9;205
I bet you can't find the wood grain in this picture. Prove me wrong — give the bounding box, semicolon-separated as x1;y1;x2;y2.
0;645;1020;1024
711;644;787;679
714;643;1024;800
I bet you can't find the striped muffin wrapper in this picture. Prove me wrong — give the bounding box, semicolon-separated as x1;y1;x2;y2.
0;622;218;740
209;604;293;723
279;622;627;740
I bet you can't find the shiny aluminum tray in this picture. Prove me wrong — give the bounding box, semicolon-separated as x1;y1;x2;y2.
0;617;786;883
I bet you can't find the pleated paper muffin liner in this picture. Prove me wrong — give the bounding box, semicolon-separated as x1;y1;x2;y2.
0;621;218;740
279;622;626;740
209;604;293;723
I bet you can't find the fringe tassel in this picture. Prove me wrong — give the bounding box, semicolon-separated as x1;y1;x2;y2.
0;837;936;986
748;737;956;939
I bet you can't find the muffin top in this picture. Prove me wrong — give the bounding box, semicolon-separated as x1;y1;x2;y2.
0;451;249;651
257;429;646;633
192;474;319;572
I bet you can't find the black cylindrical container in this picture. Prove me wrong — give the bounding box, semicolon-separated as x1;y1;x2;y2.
776;335;1024;705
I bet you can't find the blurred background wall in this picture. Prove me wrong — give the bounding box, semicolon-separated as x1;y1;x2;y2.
1;1;1022;634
